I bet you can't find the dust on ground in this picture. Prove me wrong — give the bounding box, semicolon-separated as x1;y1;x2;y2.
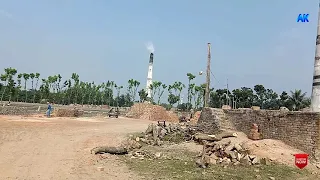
1;114;319;180
0;115;150;180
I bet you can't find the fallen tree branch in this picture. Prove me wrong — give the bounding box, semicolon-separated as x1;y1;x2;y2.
91;146;128;155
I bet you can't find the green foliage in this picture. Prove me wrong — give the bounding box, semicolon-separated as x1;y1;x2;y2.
177;103;193;111
160;103;172;110
138;89;148;102
0;67;312;111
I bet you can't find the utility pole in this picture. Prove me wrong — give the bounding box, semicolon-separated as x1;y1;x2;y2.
204;43;211;107
226;78;229;106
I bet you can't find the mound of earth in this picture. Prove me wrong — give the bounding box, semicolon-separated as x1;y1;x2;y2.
126;103;179;122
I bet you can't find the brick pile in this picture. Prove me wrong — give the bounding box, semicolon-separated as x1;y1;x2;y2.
190;111;201;124
55;108;84;117
126;103;179;122
248;123;261;140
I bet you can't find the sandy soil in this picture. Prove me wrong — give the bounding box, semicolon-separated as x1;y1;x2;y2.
0;115;150;180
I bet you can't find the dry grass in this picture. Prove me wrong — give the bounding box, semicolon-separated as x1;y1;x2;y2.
122;145;318;180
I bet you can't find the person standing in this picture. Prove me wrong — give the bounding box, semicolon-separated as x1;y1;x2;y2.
46;102;52;118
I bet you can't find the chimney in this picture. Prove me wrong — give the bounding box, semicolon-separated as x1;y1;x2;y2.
149;53;154;64
311;2;320;112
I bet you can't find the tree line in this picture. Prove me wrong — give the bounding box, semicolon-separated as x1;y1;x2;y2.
0;67;310;111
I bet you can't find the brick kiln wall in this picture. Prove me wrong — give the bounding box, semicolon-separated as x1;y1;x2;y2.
0;104;130;117
0;106;39;115
198;107;320;159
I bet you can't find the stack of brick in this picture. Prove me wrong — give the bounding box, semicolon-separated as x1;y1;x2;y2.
126;103;179;123
248;123;261;140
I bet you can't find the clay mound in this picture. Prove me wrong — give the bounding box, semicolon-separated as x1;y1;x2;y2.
126;103;179;122
55;108;84;117
190;111;201;124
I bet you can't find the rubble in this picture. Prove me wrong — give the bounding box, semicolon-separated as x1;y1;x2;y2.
92;121;268;170
196;139;263;168
128;150;159;159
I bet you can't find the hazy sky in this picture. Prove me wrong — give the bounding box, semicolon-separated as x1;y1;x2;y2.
0;0;319;100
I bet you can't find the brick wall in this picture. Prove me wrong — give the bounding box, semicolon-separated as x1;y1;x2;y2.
198;107;320;159
0;106;40;115
0;105;130;117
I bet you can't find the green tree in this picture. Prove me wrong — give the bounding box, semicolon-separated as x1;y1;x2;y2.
232;87;254;108
0;68;17;102
186;73;196;109
138;89;148;102
149;81;162;103
32;73;40;103
0;74;8;102
22;73;30;102
263;89;279;110
193;85;204;110
173;81;185;105
127;79;140;103
167;84;179;107
115;84;123;107
253;84;266;107
16;74;22;101
289;89;309;110
157;83;167;104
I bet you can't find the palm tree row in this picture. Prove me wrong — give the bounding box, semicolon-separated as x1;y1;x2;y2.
0;67;311;111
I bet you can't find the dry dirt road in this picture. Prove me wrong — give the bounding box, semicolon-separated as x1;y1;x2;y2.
0;115;150;180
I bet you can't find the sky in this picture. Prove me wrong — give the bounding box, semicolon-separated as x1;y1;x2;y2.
0;0;319;101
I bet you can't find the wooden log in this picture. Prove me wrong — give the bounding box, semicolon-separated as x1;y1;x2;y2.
91;146;128;155
194;132;237;142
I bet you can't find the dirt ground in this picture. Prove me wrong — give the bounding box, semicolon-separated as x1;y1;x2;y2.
0;115;150;180
1;114;319;180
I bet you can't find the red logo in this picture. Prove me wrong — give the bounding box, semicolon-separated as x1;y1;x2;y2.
294;154;309;169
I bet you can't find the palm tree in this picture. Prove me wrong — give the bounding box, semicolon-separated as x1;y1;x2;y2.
71;73;80;104
22;73;30;102
186;73;196;109
16;74;22;101
174;81;185;105
32;73;40;103
289;89;308;110
115;84;123;107
157;83;167;104
0;74;8;102
289;89;310;110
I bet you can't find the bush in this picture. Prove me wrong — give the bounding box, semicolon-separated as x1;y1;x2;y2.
177;103;193;111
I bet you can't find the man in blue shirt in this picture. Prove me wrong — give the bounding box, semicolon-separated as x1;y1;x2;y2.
46;102;52;118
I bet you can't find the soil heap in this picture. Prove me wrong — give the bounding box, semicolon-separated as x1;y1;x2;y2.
126;103;179;123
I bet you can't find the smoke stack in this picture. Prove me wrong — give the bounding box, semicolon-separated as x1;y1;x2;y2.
146;53;154;98
311;3;320;112
149;53;154;63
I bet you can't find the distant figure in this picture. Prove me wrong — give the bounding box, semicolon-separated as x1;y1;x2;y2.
46;102;52;118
